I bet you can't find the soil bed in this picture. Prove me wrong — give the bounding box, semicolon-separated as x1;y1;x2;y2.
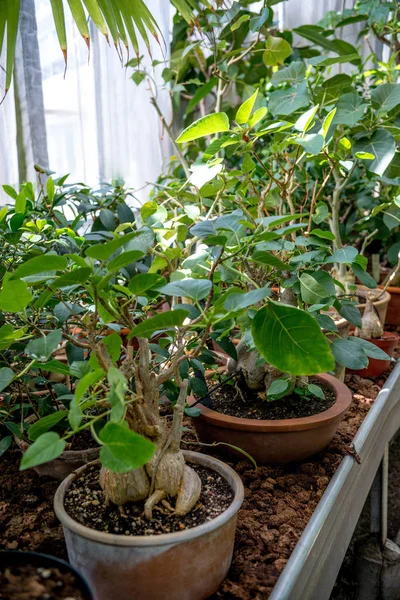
0;564;85;600
64;464;233;535
207;377;335;420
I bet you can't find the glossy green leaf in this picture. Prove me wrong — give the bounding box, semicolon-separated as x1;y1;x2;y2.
300;271;335;304
236;89;259;125
28;411;68;442
271;61;305;85
25;330;62;362
11;255;67;280
127;309;189;339
128;273;166;295
99;422;156;473
333;93;367;126
107;250;144;273
371;83;400;114
267;378;290;401
158;279;212;301
176;113;230;144
20;432;66;470
224;285;271;312
331;338;368;369
0;279;33;312
0;436;12;458
348;336;390;361
326;246;358;264
263;36;292;66
75;368;105;402
353;130;396;176
0;367;14;393
252;301;335;375
86;231;139;260
268;81;310;116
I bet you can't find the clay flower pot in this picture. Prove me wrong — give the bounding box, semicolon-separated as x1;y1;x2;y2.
0;550;94;600
348;332;399;378
15;435;100;481
357;285;390;327
188;374;352;465
54;451;244;600
378;285;400;326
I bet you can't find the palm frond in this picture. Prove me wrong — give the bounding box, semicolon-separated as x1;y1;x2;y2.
0;0;201;98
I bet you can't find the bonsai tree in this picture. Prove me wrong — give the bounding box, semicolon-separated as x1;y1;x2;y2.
0;184;347;516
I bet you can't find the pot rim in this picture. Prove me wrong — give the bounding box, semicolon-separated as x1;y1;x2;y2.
0;550;93;599
188;373;352;433
54;450;244;547
356;331;400;343
378;284;400;294
356;284;391;306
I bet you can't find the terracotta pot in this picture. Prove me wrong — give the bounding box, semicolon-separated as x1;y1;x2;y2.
54;451;244;600
356;285;390;326
0;550;94;600
188;373;352;465
378;285;400;326
347;332;399;378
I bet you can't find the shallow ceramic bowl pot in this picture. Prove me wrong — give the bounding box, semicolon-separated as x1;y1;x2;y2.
54;451;244;600
188;373;352;465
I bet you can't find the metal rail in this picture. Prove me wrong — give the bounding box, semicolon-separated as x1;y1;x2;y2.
270;361;400;600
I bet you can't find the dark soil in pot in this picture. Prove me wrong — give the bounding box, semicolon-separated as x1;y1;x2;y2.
208;377;335;420
0;551;93;600
64;463;233;535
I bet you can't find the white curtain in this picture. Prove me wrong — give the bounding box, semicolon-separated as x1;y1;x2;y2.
1;0;171;207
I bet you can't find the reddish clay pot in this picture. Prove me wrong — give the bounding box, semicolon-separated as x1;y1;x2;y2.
54;451;244;600
15;435;99;481
348;332;399;378
378;285;400;326
188;374;352;465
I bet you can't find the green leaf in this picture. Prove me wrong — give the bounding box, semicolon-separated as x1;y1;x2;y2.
337;302;362;328
75;368;105;402
300;271;335;304
176;113;230;144
128;273;166;295
236;89;259;125
2;185;17;199
352;263;377;288
268;81;310;116
28;411;68;442
187;77;218;114
263;36;292;66
248;107;268;128
294;25;339;52
252;301;335;375
25;330;62;362
294;105;319;133
307;383;325;399
314;313;338;332
127;309;189;339
224;285;271;312
294;133;324;155
50;267;92;289
20;432;66;471
15;191;26;214
46;177;55;203
158;279;212;301
250;249;288;270
50;0;67;64
331;338;369;369
309;53;360;67
68;397;83;431
326;246;358;264
249;7;271;31
99;422;156;473
271;61;305;85
333;93;367;126
348;336;390;361
267;378;290;401
319;74;353;103
353;130;396;176
371;83;400;114
85;231;139;261
10;255;67;280
0;367;14;392
32;360;70;375
0;279;33;312
321;108;337;138
107;250;144;273
0;436;12;458
310;229;335;241
0;325;26;350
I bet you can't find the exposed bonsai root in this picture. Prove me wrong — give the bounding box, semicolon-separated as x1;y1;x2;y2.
144;490;166;519
356;294;383;339
99;465;150;507
175;464;201;516
146;449;185;496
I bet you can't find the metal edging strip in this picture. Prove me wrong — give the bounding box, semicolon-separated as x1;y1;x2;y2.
270;361;400;600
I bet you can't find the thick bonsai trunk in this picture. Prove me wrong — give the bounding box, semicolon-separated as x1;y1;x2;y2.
99;339;201;518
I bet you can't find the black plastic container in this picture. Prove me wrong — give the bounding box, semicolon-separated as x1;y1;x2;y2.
0;550;94;599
